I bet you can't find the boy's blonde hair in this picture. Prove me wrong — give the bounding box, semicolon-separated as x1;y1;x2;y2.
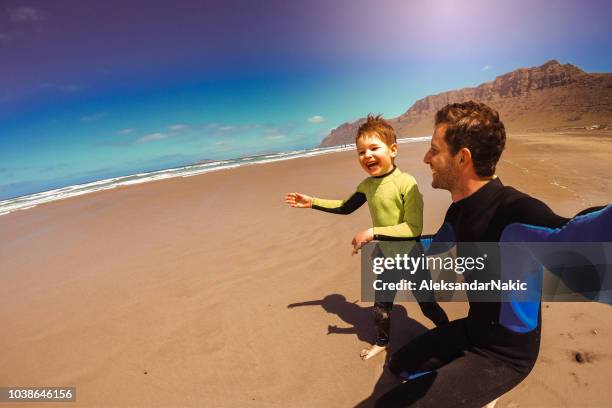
356;114;397;146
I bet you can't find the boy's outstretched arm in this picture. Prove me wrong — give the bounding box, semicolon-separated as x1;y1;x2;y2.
311;192;366;215
286;191;367;214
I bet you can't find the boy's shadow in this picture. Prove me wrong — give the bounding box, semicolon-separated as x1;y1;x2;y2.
287;293;430;407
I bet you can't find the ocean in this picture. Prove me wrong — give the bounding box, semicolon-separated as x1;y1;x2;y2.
0;137;431;216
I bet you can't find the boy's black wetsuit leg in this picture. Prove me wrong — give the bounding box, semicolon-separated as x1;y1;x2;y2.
372;241;448;346
373;301;393;346
373;241;449;347
372;244;395;346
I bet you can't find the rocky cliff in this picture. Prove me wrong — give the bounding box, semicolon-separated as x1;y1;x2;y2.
320;60;612;147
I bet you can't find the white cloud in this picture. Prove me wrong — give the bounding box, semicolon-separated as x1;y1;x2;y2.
137;133;168;143
308;115;325;124
118;128;135;135
218;125;235;131
9;7;46;22
266;134;286;140
168;124;188;131
481;65;492;71
81;112;109;122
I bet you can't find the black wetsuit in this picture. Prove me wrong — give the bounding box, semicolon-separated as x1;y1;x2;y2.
376;178;571;407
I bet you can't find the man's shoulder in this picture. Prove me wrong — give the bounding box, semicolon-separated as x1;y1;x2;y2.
495;183;568;228
496;184;532;205
492;183;544;216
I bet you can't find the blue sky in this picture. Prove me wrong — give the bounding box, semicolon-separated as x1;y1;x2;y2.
1;0;612;199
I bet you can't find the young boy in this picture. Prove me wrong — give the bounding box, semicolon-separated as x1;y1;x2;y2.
285;114;448;360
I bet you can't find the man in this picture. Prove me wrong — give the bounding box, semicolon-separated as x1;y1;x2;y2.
375;101;609;407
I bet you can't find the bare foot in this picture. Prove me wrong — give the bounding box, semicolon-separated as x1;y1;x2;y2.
483;399;498;408
360;345;387;360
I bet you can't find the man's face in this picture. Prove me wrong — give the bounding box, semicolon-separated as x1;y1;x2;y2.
356;134;397;177
423;125;458;190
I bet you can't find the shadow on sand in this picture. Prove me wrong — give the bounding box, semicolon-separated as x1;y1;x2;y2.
287;293;430;407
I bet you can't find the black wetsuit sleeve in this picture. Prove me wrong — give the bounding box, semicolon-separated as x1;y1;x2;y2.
311;192;367;215
510;196;570;228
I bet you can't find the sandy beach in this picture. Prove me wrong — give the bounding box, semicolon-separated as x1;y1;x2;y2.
1;131;611;407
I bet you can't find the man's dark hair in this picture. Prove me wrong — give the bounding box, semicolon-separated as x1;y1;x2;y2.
434;101;506;177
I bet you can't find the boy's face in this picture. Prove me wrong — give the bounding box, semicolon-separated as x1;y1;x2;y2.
356;134;398;177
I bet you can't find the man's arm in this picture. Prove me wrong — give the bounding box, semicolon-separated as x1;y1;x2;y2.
500;204;612;305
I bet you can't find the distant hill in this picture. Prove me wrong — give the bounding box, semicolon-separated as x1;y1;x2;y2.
319;60;612;147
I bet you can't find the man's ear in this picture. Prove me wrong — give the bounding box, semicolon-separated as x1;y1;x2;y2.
458;147;472;166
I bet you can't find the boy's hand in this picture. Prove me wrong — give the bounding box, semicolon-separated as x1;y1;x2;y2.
285;192;313;208
352;228;374;254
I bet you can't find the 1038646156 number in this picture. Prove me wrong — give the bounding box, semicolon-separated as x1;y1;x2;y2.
0;387;76;402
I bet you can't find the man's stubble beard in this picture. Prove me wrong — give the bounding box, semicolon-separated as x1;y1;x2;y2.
431;165;457;191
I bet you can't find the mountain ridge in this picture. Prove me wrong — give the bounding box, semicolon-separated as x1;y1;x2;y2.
320;60;612;147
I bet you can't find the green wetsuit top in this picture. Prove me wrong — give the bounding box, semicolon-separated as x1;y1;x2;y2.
311;166;423;240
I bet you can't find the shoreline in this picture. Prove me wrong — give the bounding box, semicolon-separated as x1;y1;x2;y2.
2;130;610;218
0;136;431;217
